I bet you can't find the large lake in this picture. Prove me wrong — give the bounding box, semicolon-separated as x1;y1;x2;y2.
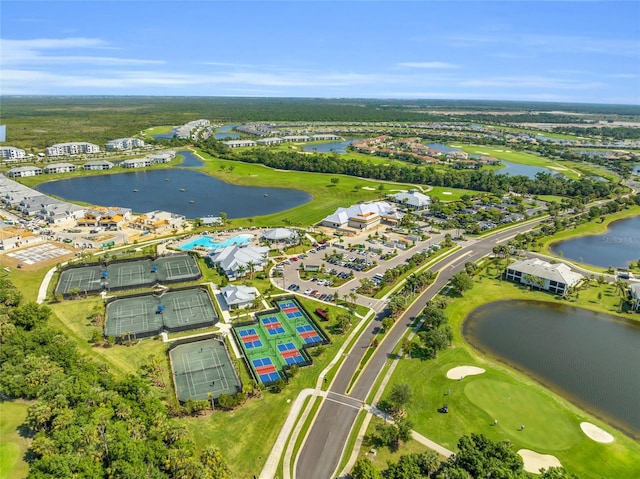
464;300;640;438
550;215;640;268
37;169;311;218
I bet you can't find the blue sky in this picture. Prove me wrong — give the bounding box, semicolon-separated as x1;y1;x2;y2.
2;1;639;104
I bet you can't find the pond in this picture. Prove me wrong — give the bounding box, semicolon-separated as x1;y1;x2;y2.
464;300;640;438
497;160;561;180
36;169;311;219
177;150;203;168
214;124;240;140
302;139;358;154
550;215;640;268
426;143;562;179
633;164;640;175
152;128;177;139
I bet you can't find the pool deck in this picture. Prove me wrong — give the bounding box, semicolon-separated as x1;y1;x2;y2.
175;233;254;251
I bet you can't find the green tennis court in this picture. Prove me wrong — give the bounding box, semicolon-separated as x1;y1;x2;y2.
105;287;217;340
56;254;201;295
170;338;241;401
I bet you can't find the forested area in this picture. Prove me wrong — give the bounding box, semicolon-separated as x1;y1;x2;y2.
3;96;639;149
201;142;620;199
351;433;580;479
0;278;229;479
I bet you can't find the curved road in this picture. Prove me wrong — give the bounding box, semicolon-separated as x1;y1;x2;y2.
295;219;548;479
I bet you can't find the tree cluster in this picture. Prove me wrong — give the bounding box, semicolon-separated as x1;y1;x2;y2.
0;279;230;478
352;433;581;479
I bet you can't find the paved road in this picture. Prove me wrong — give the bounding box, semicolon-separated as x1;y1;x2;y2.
295;219;547;479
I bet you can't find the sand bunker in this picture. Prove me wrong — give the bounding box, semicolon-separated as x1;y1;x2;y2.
442;191;452;195
361;186;375;191
580;422;614;443
446;366;485;380
518;449;562;474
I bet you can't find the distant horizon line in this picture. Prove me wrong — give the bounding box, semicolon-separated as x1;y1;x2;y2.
2;94;639;108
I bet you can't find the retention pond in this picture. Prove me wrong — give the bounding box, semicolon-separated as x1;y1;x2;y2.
464;300;640;438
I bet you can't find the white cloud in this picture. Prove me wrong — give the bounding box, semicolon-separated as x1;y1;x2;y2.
0;37;163;67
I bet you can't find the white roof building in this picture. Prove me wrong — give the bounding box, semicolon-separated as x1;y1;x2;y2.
83;160;114;170
262;228;298;242
43;163;76;174
222;139;257;148
46;142;100;156
105;138;145;151
389;190;431;210
7;166;43;178
208;245;270;280
0;147;26;160
221;285;259;309
321;201;402;230
281;135;311;142
506;258;583;295
121;158;152;168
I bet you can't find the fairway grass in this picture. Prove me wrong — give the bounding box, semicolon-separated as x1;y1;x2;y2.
0;402;30;479
464;378;577;450
377;272;640;479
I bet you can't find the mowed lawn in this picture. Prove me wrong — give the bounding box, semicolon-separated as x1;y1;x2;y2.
0;401;30;479
458;145;582;180
194;148;478;225
386;346;640;479
376;271;640;479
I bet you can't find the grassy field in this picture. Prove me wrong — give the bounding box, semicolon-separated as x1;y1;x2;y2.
374;271;640;479
457;145;583;180
0;401;30;479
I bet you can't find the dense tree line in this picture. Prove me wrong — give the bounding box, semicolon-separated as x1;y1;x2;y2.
351;433;580;479
4;96;638;149
200;142;620;199
0;278;229;478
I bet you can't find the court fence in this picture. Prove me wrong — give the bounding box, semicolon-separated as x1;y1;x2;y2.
168;334;243;403
104;285;217;342
56;253;201;298
231;295;331;388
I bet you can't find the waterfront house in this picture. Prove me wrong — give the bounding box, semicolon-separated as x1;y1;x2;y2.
83;160;114;170
43;162;76;174
7;166;42;178
505;258;582;295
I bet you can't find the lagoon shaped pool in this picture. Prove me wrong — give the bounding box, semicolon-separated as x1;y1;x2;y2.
179;234;253;251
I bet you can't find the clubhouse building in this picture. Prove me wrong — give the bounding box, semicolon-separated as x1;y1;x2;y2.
320;201;402;231
505;258;583;295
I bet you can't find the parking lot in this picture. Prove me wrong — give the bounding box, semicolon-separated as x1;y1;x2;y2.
273;228;452;304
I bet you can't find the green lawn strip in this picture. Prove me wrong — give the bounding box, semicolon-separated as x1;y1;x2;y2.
540;205;640;272
0;401;30;479
359;415;446;472
183;303;355;478
5;269;48;303
283;395;321;478
142;125;176;139
47;299;172;383
378;272;640;479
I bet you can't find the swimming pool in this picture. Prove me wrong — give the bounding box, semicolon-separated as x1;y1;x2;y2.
179;234;253;251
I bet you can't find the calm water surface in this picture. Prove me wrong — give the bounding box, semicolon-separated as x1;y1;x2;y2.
426;143;560;178
464;300;640;438
37;169;311;218
177;150;203;167
302;139;357;154
550;215;640;268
